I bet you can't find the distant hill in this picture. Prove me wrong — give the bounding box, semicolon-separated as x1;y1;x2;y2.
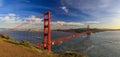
53;28;120;33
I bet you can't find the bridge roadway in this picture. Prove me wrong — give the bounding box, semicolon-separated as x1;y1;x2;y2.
38;31;91;48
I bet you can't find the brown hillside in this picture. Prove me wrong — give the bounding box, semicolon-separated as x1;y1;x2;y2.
0;38;56;57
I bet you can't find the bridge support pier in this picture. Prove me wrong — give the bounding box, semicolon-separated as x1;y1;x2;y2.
43;11;51;52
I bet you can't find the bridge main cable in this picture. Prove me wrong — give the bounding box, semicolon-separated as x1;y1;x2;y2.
2;14;41;34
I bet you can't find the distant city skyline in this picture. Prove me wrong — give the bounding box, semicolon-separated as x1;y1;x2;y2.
0;0;120;29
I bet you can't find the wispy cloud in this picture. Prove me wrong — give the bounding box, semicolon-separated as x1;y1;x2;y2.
51;21;84;29
60;6;69;13
52;21;84;26
85;21;100;24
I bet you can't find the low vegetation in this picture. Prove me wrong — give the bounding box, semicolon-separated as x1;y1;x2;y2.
59;51;88;57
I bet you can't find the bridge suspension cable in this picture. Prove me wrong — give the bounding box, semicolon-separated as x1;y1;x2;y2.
2;14;42;34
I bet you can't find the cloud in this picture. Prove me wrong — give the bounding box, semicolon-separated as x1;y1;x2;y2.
0;13;43;28
85;21;100;24
0;13;85;29
52;21;84;26
1;13;20;23
51;21;84;29
27;15;43;22
8;13;16;17
0;13;24;28
28;20;84;29
60;6;69;13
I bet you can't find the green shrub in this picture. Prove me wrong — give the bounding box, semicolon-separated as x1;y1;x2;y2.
20;40;32;48
59;51;88;57
0;34;13;40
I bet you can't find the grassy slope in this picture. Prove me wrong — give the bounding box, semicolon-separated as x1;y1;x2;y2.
0;38;40;57
0;38;58;57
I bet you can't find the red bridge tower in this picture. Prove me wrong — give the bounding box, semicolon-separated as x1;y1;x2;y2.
43;11;51;52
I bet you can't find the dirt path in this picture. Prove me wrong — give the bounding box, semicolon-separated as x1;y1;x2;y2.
0;38;45;57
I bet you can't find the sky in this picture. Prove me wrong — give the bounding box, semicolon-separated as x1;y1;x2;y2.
0;0;120;29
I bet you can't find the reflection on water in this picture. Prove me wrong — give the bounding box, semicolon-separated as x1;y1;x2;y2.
1;31;120;57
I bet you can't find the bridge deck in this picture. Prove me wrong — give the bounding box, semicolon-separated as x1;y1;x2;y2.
39;31;91;47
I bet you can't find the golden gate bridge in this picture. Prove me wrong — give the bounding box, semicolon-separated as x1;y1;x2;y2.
2;11;92;52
